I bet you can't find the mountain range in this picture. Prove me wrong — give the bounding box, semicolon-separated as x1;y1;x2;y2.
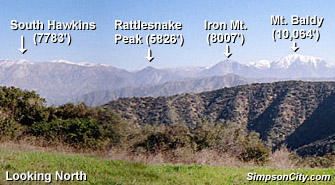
78;74;254;106
105;81;335;156
0;54;334;105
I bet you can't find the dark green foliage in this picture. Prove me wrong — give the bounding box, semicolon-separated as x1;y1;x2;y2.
0;114;20;139
0;86;126;149
55;103;90;119
238;132;270;165
30;117;102;147
89;106;134;146
0;86;46;125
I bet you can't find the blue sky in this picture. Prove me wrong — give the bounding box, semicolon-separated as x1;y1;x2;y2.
0;0;334;70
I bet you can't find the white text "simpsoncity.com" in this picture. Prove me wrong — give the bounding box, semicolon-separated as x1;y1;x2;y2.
247;172;331;183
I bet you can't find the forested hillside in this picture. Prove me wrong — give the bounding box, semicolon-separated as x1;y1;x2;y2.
106;81;335;156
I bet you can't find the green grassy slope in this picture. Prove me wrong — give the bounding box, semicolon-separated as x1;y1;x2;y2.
0;149;334;184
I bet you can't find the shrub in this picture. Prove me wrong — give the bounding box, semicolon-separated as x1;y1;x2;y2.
55;103;89;119
130;120;270;165
238;131;270;165
269;145;295;169
88;106;134;146
133;124;192;154
239;142;270;165
294;155;335;168
30;117;102;147
0;113;20;139
192;121;270;165
191;120;225;151
0;86;46;125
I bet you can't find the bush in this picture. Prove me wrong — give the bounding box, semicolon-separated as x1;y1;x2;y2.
55;103;89;119
0;86;46;125
239;142;270;165
269;145;296;169
88;106;134;146
295;155;334;168
133;124;192;154
30;117;102;147
130;120;270;165
193;121;270;165
0;113;20;139
191;120;225;151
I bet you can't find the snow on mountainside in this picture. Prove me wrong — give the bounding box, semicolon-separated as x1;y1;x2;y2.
248;60;271;69
249;54;332;69
51;60;110;67
0;59;109;68
270;54;328;69
246;54;335;78
0;59;208;105
0;59;34;67
0;54;334;105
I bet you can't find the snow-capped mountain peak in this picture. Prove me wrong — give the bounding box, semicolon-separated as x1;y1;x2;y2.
51;60;109;67
51;59;76;65
0;59;34;67
249;54;330;70
271;54;325;69
248;59;271;69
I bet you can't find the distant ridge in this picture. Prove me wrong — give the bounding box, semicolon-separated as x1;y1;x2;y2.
78;74;253;106
0;54;334;105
